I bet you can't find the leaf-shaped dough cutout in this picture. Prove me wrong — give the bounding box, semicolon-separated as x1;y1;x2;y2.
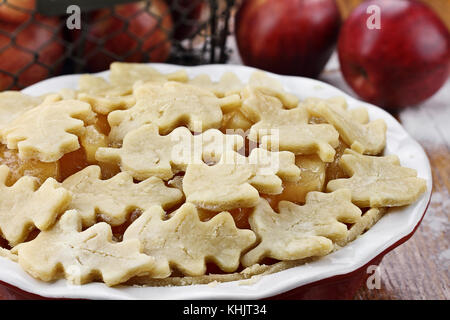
107;81;241;143
248;71;299;109
183;149;300;211
189;72;243;97
123;203;256;276
13;210;165;286
96;124;244;180
241;86;339;162
62;165;183;227
0;165;71;246
306;96;369;124
242;189;362;267
77;75;135;115
1;99;96;162
327;149;427;207
109;62;188;87
305;98;386;155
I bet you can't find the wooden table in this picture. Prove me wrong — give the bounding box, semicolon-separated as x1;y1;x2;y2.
320;56;450;300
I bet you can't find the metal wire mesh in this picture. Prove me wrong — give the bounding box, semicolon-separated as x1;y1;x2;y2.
0;0;235;90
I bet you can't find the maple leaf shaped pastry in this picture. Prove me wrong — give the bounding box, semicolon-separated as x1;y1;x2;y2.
77;75;136;115
248;71;299;109
107;81;241;143
13;210;165;286
109;62;188;88
96;124;244;181
327;149;427;207
56;88;78;100
241;189;362;267
183;149;300;211
0;165;71;246
123;203;256;276
305;98;387;155
241;86;339;162
322;96;370;124
62;165;183;227
1;99;96;162
189;72;243;97
77;62;188;115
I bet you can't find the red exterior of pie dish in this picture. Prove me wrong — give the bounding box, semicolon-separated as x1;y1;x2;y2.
0;197;431;300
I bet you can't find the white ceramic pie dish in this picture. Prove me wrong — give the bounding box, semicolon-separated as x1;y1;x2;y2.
0;64;432;300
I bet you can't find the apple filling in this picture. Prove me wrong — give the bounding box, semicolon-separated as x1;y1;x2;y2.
263;154;326;209
0;144;60;186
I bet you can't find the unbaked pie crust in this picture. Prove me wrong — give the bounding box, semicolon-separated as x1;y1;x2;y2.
0;63;426;287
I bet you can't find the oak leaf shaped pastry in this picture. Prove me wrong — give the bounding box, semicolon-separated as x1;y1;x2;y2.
77;61;189;115
96;124;244;181
241;87;339;162
319;96;370;124
183;149;300;211
13;210;165;286
62;165;183;227
107;81;241;143
242;189;362;267
123;203;256;276
327;149;427;207
189;71;243;97
305;97;387;155
109;62;188;88
219;71;300;131
247;71;299;109
0;165;71;246
1;99;96;162
77;75;136;115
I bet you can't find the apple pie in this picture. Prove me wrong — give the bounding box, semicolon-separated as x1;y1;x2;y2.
0;63;427;287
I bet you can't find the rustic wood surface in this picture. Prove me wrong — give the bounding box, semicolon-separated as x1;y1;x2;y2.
320;58;450;301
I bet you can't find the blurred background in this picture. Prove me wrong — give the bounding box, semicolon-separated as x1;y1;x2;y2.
0;0;237;91
1;0;448;90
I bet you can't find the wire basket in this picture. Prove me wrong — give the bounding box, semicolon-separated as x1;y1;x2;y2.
0;0;236;90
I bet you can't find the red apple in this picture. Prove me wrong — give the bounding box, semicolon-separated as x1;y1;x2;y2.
166;0;205;40
0;16;65;90
0;0;35;24
235;0;341;78
82;0;173;72
338;0;450;109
